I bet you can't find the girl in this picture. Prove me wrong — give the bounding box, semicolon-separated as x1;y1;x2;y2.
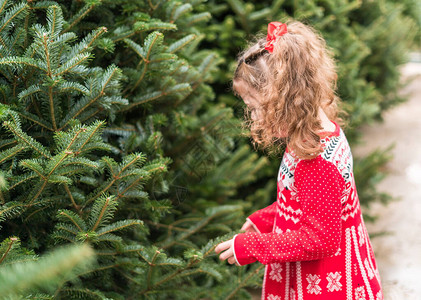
214;20;384;300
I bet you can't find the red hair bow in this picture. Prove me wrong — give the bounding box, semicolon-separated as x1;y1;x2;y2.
265;22;288;53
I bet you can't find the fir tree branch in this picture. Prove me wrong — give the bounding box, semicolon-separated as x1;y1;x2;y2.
225;264;265;300
83;154;146;208
74;122;101;154
27;151;72;205
59;67;119;130
62;3;97;34
58;210;83;232
139;255;200;298
0;143;26;164
0;237;17;265
48;86;57;130
64;183;81;213
116;175;146;199
8;173;37;190
143;220;190;232
0;0;7;17
0;2;28;33
146;250;160;290
17;111;54;132
24;205;49;222
91;196;111;231
3;121;51;158
148;0;159;11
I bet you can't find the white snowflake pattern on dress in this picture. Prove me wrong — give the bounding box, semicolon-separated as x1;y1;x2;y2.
334;246;341;256
306;274;322;295
358;223;365;246
376;290;383;300
326;272;342;292
355;286;366;300
364;258;374;279
274;227;283;234
269;263;283;282
267;294;281;300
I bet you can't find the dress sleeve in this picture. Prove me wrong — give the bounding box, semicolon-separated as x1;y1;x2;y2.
246;202;278;233
233;156;345;266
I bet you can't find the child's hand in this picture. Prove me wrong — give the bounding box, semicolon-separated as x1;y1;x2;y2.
241;219;257;233
215;239;240;266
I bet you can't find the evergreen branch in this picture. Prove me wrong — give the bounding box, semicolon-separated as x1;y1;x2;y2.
75;120;105;154
171;3;192;22
8;173;37;190
185;12;212;26
46;5;64;39
59;67;119;130
17;111;53;131
140;256;198;297
83;154;145;208
61;158;99;170
146;250;160;290
0;143;26;164
125;64;147;96
28;180;47;205
134;20;177;32
123;38;146;62
143;220;190;233
225;264;265;300
62;3;97;34
0;2;28;33
64;184;80;212
169;34;196;53
0;237;17;265
24;204;50;222
54;53;91;76
48;86;57;130
148;0;159;10
2;121;51;158
161;206;242;249
145;32;162;64
96;219;143;236
54;223;79;236
0;0;7;16
77;26;107;56
91;195;112;231
117;174;146;199
25;150;72;205
58;210;84;232
0;56;45;71
58;81;90;95
42;32;52;77
17;83;42;100
121;83;191;112
19;161;45;179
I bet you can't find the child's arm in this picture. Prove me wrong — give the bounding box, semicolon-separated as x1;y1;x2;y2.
244;201;278;233
232;156;345;266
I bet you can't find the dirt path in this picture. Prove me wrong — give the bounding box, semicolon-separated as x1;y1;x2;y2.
353;60;421;300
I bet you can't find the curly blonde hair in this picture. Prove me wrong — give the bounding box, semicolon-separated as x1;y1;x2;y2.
232;19;348;160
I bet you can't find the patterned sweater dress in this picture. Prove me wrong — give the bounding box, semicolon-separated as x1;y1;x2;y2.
232;120;384;300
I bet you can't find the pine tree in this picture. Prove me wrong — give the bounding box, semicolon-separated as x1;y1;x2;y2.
0;1;267;299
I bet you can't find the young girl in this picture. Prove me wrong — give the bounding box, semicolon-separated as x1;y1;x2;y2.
215;20;384;300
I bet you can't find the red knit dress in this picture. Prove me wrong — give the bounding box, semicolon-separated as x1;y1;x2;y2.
232;121;384;300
